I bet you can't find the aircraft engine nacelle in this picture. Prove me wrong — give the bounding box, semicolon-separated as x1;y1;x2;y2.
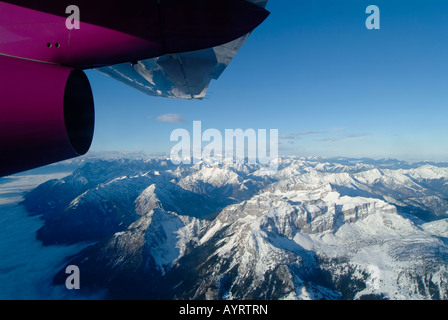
0;55;94;177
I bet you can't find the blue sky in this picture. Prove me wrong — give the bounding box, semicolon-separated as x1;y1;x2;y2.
85;0;448;162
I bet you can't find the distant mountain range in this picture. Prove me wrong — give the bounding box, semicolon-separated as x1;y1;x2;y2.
21;157;448;299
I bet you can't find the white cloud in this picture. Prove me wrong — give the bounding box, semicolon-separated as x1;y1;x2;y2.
280;131;326;139
314;133;371;142
314;137;341;142
156;113;186;123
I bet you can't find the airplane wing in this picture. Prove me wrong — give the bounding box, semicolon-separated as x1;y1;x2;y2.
0;0;269;176
96;34;251;100
96;0;268;100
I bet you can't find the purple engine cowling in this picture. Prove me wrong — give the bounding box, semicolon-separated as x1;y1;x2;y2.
0;55;94;176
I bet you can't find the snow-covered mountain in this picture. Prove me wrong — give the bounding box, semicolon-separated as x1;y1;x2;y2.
22;157;448;300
